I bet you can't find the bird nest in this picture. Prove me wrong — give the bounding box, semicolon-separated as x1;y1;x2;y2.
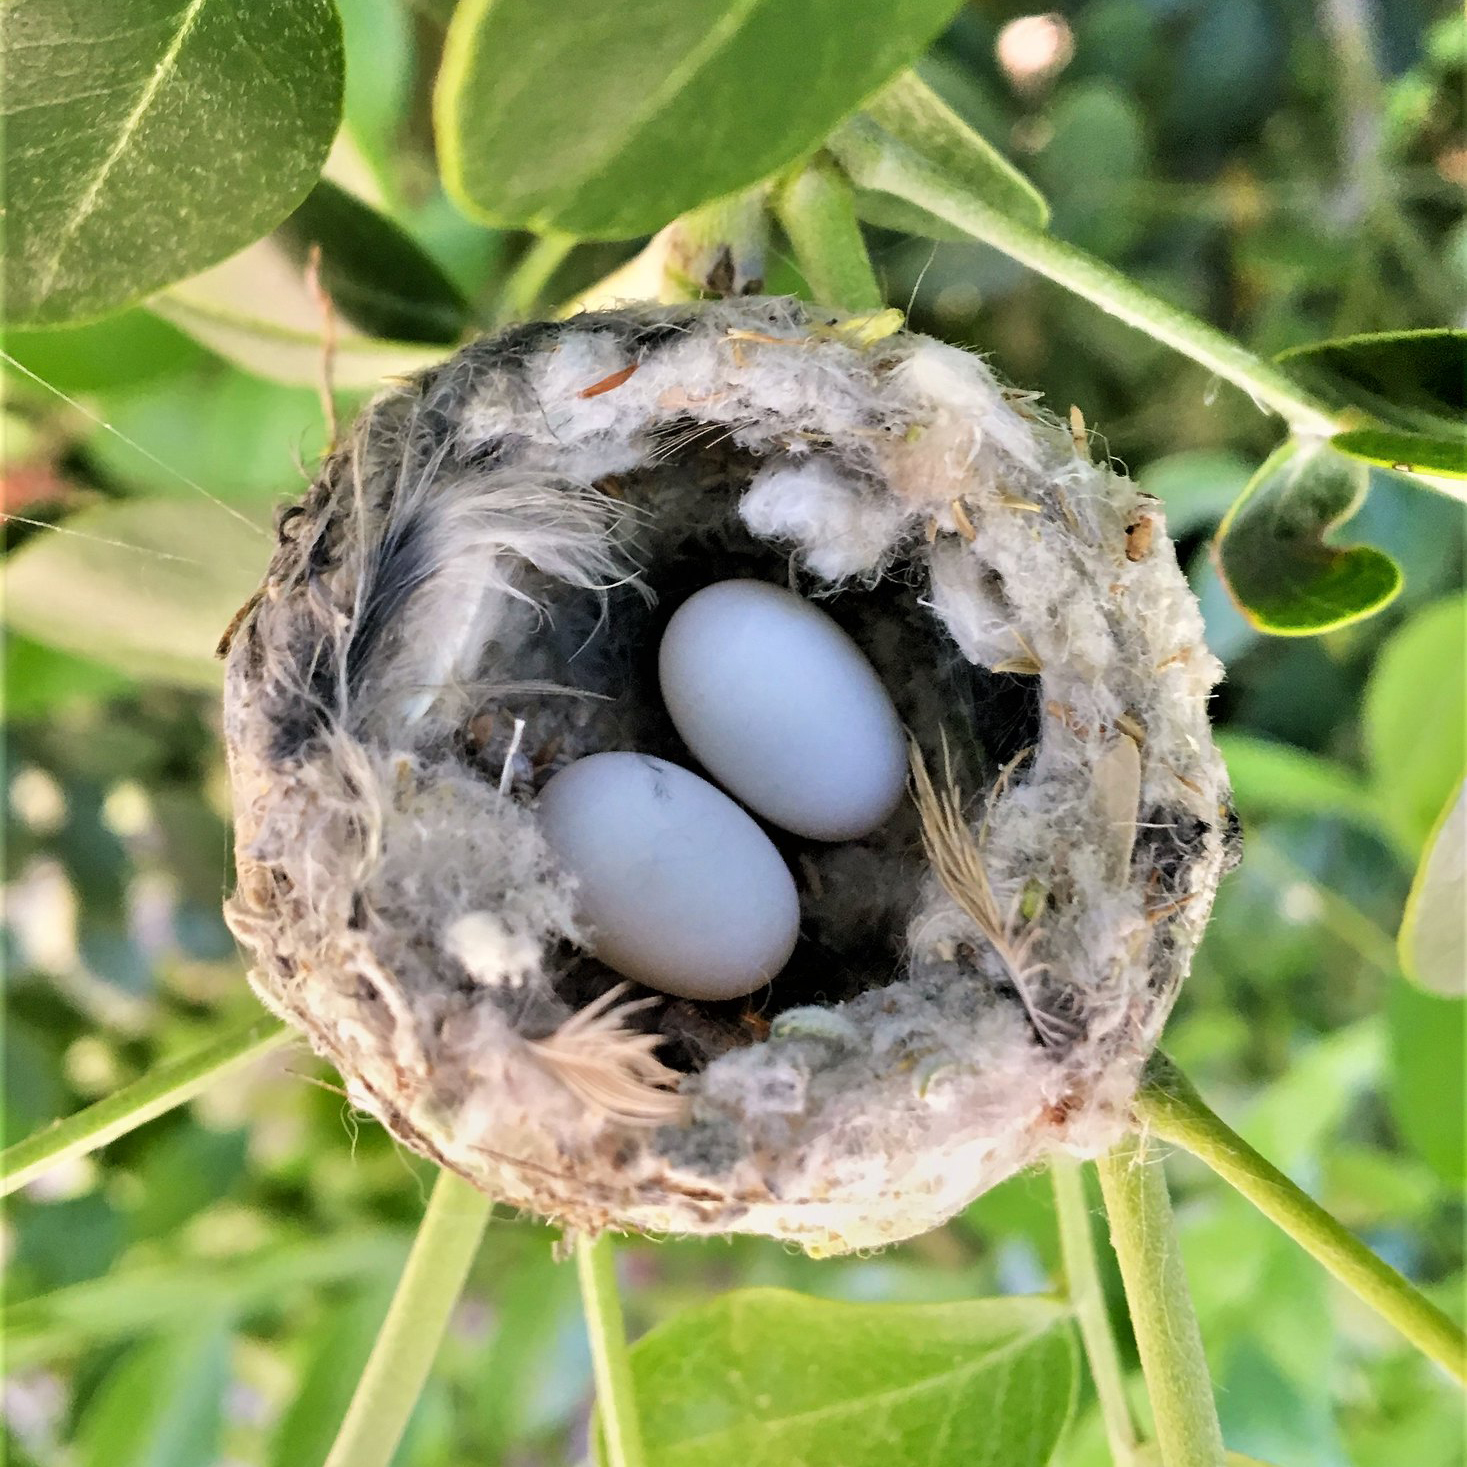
223;297;1236;1254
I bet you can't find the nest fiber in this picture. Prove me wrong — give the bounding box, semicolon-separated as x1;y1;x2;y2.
223;297;1236;1254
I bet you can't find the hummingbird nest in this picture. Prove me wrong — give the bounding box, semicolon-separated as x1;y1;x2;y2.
223;297;1236;1255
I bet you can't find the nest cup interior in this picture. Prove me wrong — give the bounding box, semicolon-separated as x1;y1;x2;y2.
480;436;1044;1073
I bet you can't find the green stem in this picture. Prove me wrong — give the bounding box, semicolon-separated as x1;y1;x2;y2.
1138;1053;1467;1384
775;158;884;312
829;117;1341;437
496;231;576;324
577;1231;647;1467
1096;1134;1227;1467
0;1013;290;1198
1051;1157;1142;1465
323;1169;492;1467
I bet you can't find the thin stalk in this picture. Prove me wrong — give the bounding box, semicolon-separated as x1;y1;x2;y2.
496;231;576;324
1096;1134;1226;1467
829;118;1341;437
1051;1157;1142;1465
1138;1052;1467;1383
0;1013;290;1198
577;1231;647;1467
775;158;884;312
323;1169;492;1467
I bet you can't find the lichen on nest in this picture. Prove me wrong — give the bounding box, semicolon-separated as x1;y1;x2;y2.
222;296;1237;1254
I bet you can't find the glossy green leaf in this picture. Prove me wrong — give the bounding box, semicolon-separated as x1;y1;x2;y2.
1275;329;1467;435
1214;440;1402;635
5;0;344;326
2;499;267;688
622;1288;1076;1467
436;0;965;239
1364;594;1466;849
74;1321;230;1467
1331;427;1467;480
1387;982;1466;1186
1398;782;1466;997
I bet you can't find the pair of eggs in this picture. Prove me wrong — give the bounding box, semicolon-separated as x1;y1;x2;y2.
535;580;907;1001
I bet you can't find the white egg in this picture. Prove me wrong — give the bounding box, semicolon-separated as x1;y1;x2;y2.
659;580;907;841
535;752;800;1001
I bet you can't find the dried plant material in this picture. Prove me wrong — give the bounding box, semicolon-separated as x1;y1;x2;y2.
909;739;1073;1048
223;298;1234;1253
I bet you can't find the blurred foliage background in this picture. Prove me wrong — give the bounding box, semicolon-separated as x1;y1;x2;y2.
3;1;1464;1464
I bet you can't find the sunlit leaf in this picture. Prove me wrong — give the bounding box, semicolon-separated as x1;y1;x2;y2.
1398;783;1466;998
74;1322;230;1467
1331;427;1467;481
1387;982;1466;1186
1276;329;1467;436
2;499;266;688
620;1288;1076;1467
1213;440;1402;635
5;0;343;326
436;0;965;239
1364;593;1466;849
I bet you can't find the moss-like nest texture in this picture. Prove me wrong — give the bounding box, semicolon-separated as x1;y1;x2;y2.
223;298;1237;1254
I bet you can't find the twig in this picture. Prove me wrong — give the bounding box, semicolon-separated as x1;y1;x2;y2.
1137;1051;1467;1383
576;1231;648;1467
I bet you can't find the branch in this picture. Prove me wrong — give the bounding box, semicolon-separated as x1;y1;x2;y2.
1096;1134;1227;1467
1052;1156;1142;1465
577;1232;648;1467
1138;1052;1467;1384
775;157;883;312
829;116;1342;437
322;1168;492;1467
0;1012;290;1198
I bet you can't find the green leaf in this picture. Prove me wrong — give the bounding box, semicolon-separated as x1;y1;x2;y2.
274;182;471;344
3;1231;409;1369
1275;328;1467;435
1028;82;1147;257
2;498;266;688
1331;427;1467;480
1398;782;1466;997
74;1321;230;1467
153;182;465;388
128;1123;250;1241
622;1288;1076;1467
1364;593;1466;849
1386;982;1466;1186
1213;440;1402;635
3;635;136;719
1138;450;1255;539
2;310;206;394
436;0;965;239
858;72;1048;232
269;1284;395;1467
1214;733;1404;855
5;0;345;326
